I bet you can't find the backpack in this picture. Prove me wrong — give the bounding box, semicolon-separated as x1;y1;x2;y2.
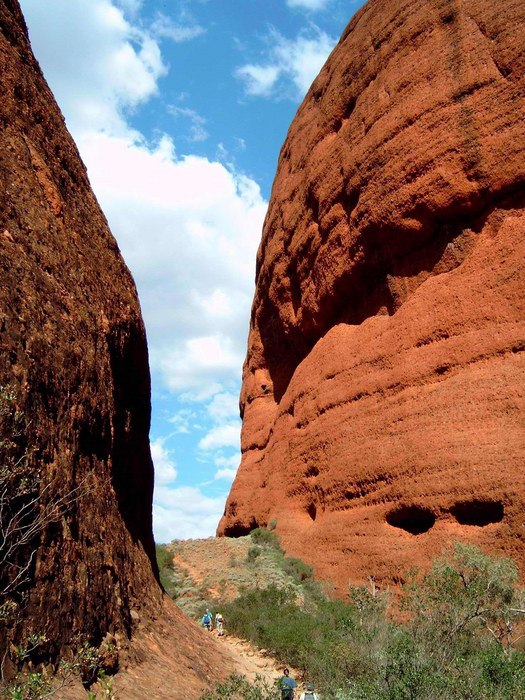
204;613;211;624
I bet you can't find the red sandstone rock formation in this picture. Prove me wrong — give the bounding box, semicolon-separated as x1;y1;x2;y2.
0;2;235;691
0;0;161;663
218;0;525;594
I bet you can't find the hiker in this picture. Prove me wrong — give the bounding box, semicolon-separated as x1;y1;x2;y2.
300;684;319;700
202;609;212;631
215;612;224;636
279;668;297;699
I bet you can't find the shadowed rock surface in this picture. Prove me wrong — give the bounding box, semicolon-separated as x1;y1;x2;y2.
0;3;238;692
0;0;161;662
218;0;525;593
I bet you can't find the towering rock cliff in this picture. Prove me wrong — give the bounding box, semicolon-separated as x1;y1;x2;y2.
0;0;161;664
218;0;525;592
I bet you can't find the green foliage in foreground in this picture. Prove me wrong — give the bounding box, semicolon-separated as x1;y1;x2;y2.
211;543;525;700
250;528;282;551
200;674;280;700
156;544;175;572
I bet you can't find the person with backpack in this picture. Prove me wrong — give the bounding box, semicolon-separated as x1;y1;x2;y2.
202;609;212;631
299;684;319;700
279;668;297;699
215;612;224;636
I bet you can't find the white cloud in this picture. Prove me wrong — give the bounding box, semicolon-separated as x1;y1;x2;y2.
287;0;332;9
213;451;240;482
214;467;237;481
21;0;168;137
20;0;263;543
70;128;265;400
235;64;280;97
168;408;197;434
200;289;233;317
150;11;205;43
168;105;209;142
198;422;241;451
159;335;245;397
114;0;142;16
153;489;226;542
236;26;336;99
207;392;239;423
151;438;178;484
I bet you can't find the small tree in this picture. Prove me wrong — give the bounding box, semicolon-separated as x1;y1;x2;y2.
0;385;97;690
405;542;524;661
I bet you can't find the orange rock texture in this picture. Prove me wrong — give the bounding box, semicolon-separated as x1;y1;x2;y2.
218;0;525;593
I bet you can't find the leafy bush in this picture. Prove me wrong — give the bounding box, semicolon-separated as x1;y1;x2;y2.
155;544;174;572
283;557;313;582
250;528;282;551
219;544;525;700
200;674;279;700
246;546;261;563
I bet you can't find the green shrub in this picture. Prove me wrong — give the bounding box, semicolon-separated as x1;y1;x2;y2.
268;519;277;531
155;544;174;571
200;674;280;700
283;557;313;582
246;546;261;563
250;528;282;551
220;544;525;700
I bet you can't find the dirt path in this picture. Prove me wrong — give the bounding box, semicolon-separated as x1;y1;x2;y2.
207;629;302;689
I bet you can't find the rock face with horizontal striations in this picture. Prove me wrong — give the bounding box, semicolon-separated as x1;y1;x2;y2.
218;0;525;593
0;0;162;663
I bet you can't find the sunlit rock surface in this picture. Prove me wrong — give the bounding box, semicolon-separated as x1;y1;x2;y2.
218;0;525;593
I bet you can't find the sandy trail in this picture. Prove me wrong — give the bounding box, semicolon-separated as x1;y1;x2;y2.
207;629;302;688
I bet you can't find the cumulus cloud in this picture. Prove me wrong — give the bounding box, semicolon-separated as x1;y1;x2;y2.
213;451;239;482
207;392;239;422
73;129;265;402
153;488;226;542
168;408;198;434
20;0;264;541
198;422;241;451
236;26;335;99
168;105;209;142
287;0;333;9
236;64;280;97
21;0;167;136
150;11;205;43
151;438;178;484
151;439;230;541
214;467;237;481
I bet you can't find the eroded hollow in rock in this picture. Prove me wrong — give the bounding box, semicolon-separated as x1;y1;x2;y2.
307;503;317;521
450;500;504;526
222;518;258;538
386;506;436;535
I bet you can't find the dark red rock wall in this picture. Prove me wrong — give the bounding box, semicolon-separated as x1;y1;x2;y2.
218;0;525;593
0;0;162;658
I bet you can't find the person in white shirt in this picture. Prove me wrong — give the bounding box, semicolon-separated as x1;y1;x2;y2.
299;684;319;700
215;612;224;636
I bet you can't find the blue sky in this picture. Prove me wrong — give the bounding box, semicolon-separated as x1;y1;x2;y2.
19;0;365;542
